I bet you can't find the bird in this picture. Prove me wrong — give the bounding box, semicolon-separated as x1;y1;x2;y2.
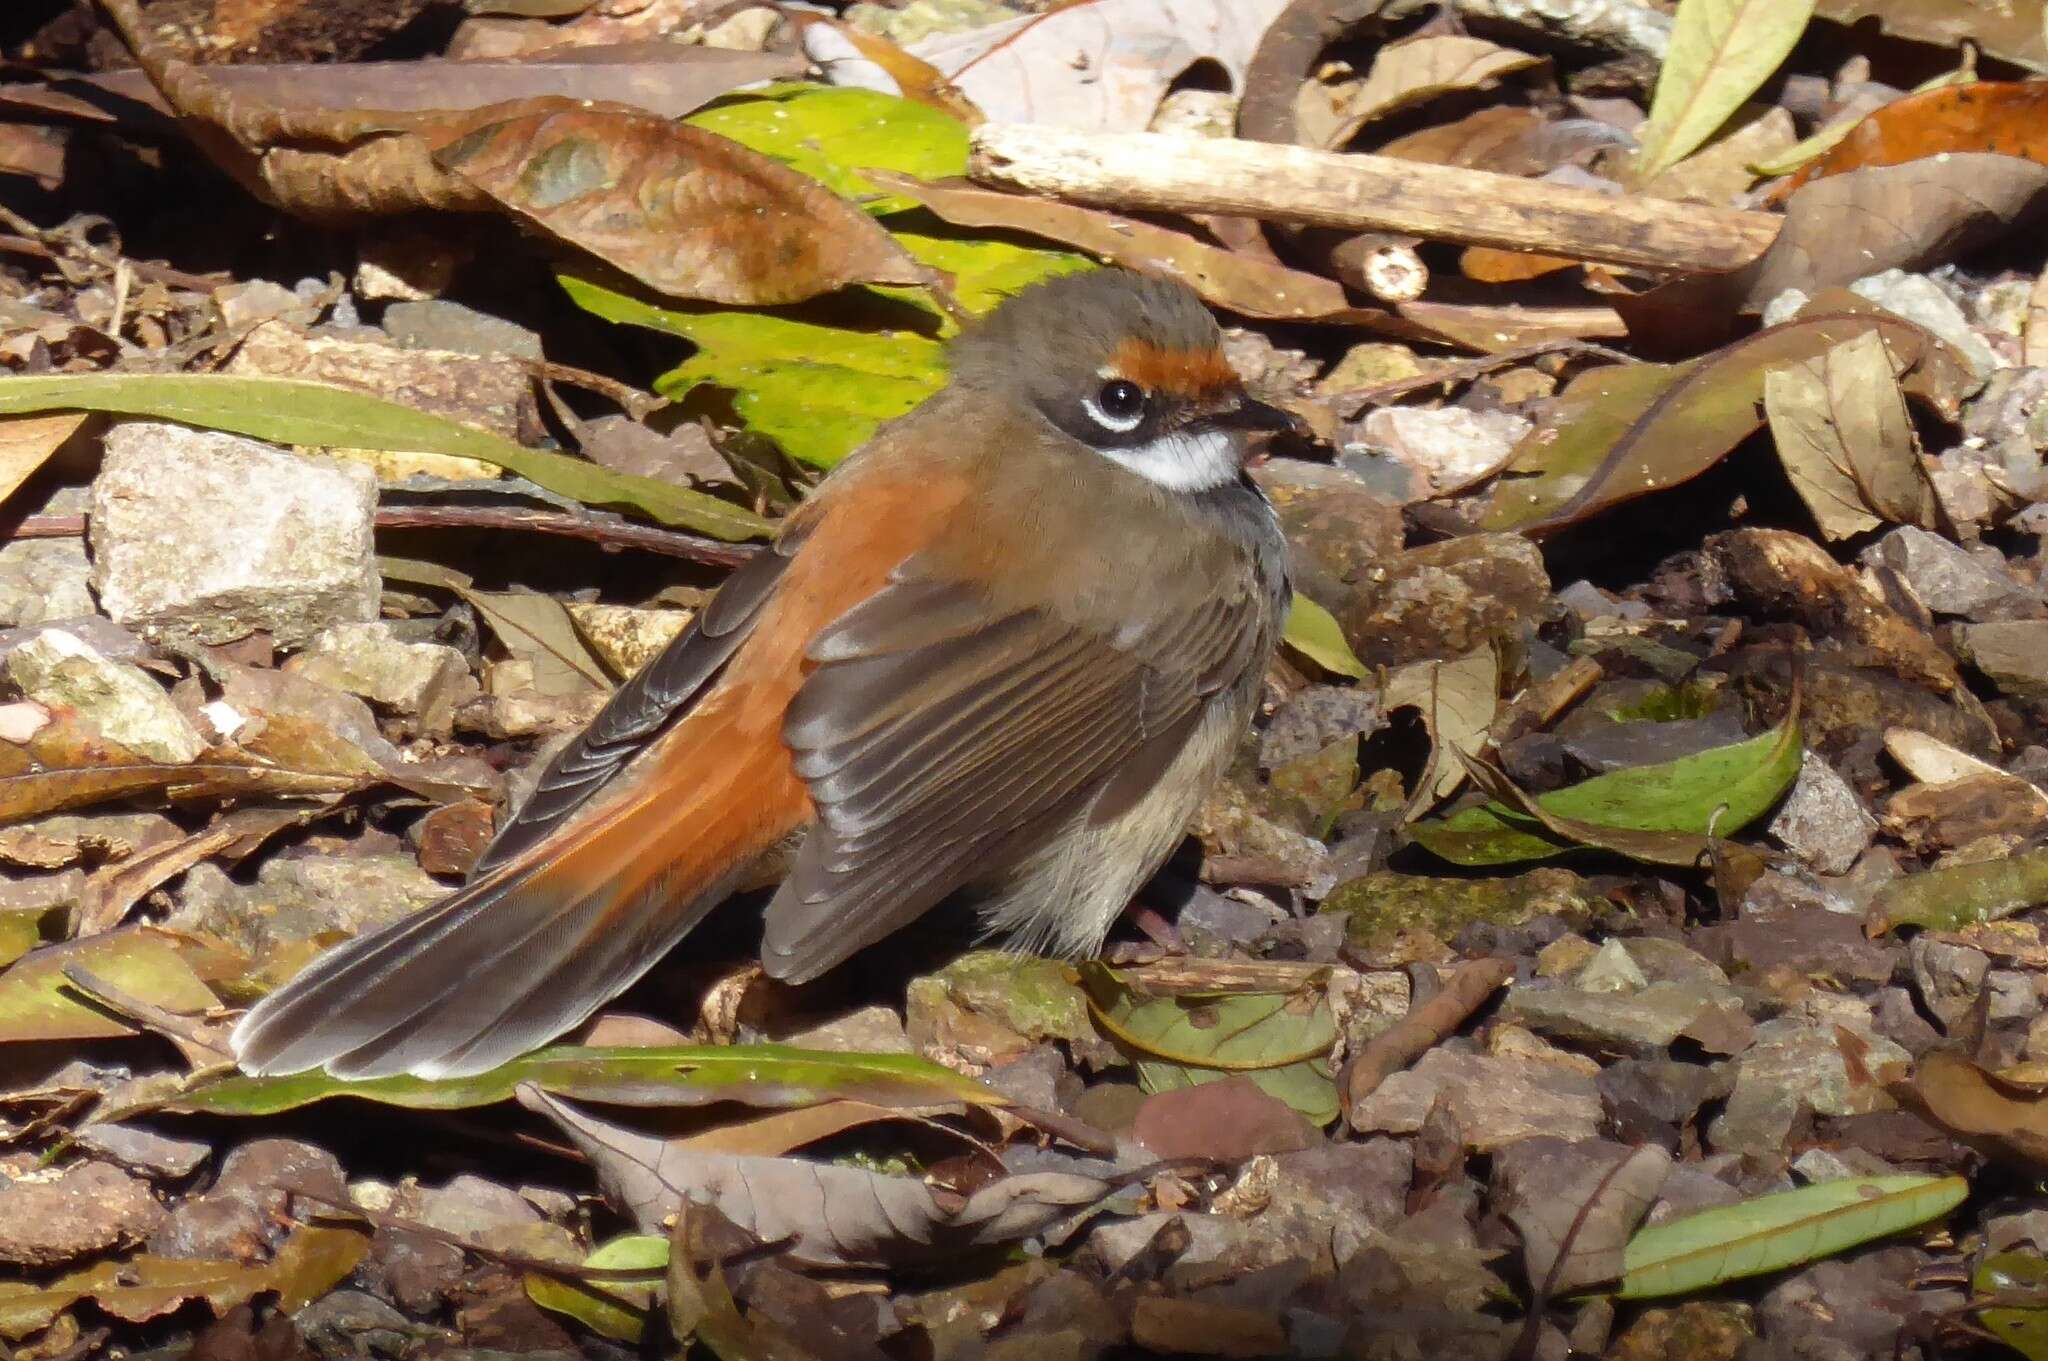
230;268;1294;1080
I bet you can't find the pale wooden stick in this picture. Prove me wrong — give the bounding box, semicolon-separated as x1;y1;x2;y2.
968;124;1783;275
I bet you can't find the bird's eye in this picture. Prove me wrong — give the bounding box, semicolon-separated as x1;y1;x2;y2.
1082;378;1148;434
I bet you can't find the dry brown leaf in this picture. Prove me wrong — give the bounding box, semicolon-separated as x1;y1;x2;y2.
909;0;1287;131
1320;35;1542;149
1384;647;1499;817
1763;328;1939;541
1812;0;2047;75
0;413;85;511
1778;82;2048;194
519;1086;1106;1269
1893;1050;2048;1174
1624;153;2048;331
429;106;932;305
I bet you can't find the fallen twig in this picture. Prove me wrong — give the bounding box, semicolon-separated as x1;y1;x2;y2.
969;125;1783;275
1341;955;1514;1124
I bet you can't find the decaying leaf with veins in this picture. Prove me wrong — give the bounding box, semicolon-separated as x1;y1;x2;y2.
1384;647;1499;818
518;1086;1107;1269
1764;328;1939;541
429;107;933;305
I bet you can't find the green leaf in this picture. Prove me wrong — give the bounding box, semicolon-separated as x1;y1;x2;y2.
563;275;946;468
1976;1252;2048;1361
886;227;1094;318
0;374;769;541
0;909;43;970
1410;716;1801;867
1866;846;2048;935
141;1043;1005;1117
0;928;220;1044
1282;593;1368;679
686;85;969;213
1619;1174;1966;1299
1634;0;1817;179
527;1234;669;1343
1078;963;1339;1125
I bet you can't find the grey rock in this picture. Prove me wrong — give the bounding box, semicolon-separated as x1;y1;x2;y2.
1599;1058;1732;1131
1870;526;2027;618
1756;1246;1945;1361
1768;751;1878;875
1618;937;1730;986
0;538;94;628
1573;939;1648;992
1354;405;1529;499
1555;579;1650;622
75;1122;211;1179
383;298;544;360
1337;532;1551;669
1560;713;1750;773
284;621;477;736
1349;1046;1603;1152
0;1160;165;1267
1990;969;2041;1026
408;1174;542;1242
168;853;448;957
1910;937;1990;1031
150;1138;343;1260
294;1289;442;1361
6;627;203;762
1849;269;1999;378
1708;1019;1908;1157
90;423;379;648
1958;620;2048;699
1643;1161;1744;1226
1502;978;1751;1057
1261;1139;1413;1265
1260;684;1385;769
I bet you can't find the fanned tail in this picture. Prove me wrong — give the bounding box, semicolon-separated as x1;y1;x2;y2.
230;717;806;1080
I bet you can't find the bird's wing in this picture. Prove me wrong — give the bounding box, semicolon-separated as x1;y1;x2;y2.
760;557;1269;982
469;532;802;878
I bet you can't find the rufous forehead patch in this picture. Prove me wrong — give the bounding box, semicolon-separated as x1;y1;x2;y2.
1110;338;1239;400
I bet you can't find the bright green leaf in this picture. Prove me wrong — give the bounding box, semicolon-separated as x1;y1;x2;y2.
1866;847;2048;935
0;374;769;541
1976;1252;2048;1360
562;275;946;468
527;1234;669;1343
140;1043;1005;1117
1079;963;1339;1125
1410;717;1801;867
0;910;43;970
886;228;1093;318
686;85;969;213
1283;593;1368;679
1634;0;1817;180
1619;1174;1966;1299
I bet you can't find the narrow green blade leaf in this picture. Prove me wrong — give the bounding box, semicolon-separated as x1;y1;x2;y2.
1283;593;1368;679
138;1044;1004;1116
1619;1174;1966;1299
0;373;769;541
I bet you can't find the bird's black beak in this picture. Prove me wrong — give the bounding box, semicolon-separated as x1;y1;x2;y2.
1213;396;1306;436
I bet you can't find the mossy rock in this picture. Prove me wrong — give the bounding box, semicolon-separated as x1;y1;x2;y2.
1321;867;1596;952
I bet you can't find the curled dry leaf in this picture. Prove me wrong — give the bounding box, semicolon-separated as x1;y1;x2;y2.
1483;307;1971;535
1502;1142;1671;1296
0;413;86;511
430;107;932;305
863;170;1362;323
1317;35;1542;150
1762;328;1940;541
519;1086;1107;1268
1383;647;1499;818
1892;1050;2048;1173
1626;153;2048;329
909;0;1288;131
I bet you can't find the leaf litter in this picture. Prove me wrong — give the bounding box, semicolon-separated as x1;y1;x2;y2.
0;0;2044;1354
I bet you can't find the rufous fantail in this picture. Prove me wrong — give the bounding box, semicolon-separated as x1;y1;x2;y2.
232;269;1294;1079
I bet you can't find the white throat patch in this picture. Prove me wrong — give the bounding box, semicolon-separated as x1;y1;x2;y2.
1099;427;1243;493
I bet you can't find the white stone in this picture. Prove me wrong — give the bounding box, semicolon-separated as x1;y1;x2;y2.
89;423;380;649
6;628;203;763
284;622;477;736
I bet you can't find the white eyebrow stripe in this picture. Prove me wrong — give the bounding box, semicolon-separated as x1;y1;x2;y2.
1098;427;1241;492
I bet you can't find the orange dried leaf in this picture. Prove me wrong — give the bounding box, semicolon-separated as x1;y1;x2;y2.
1781;80;2048;192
